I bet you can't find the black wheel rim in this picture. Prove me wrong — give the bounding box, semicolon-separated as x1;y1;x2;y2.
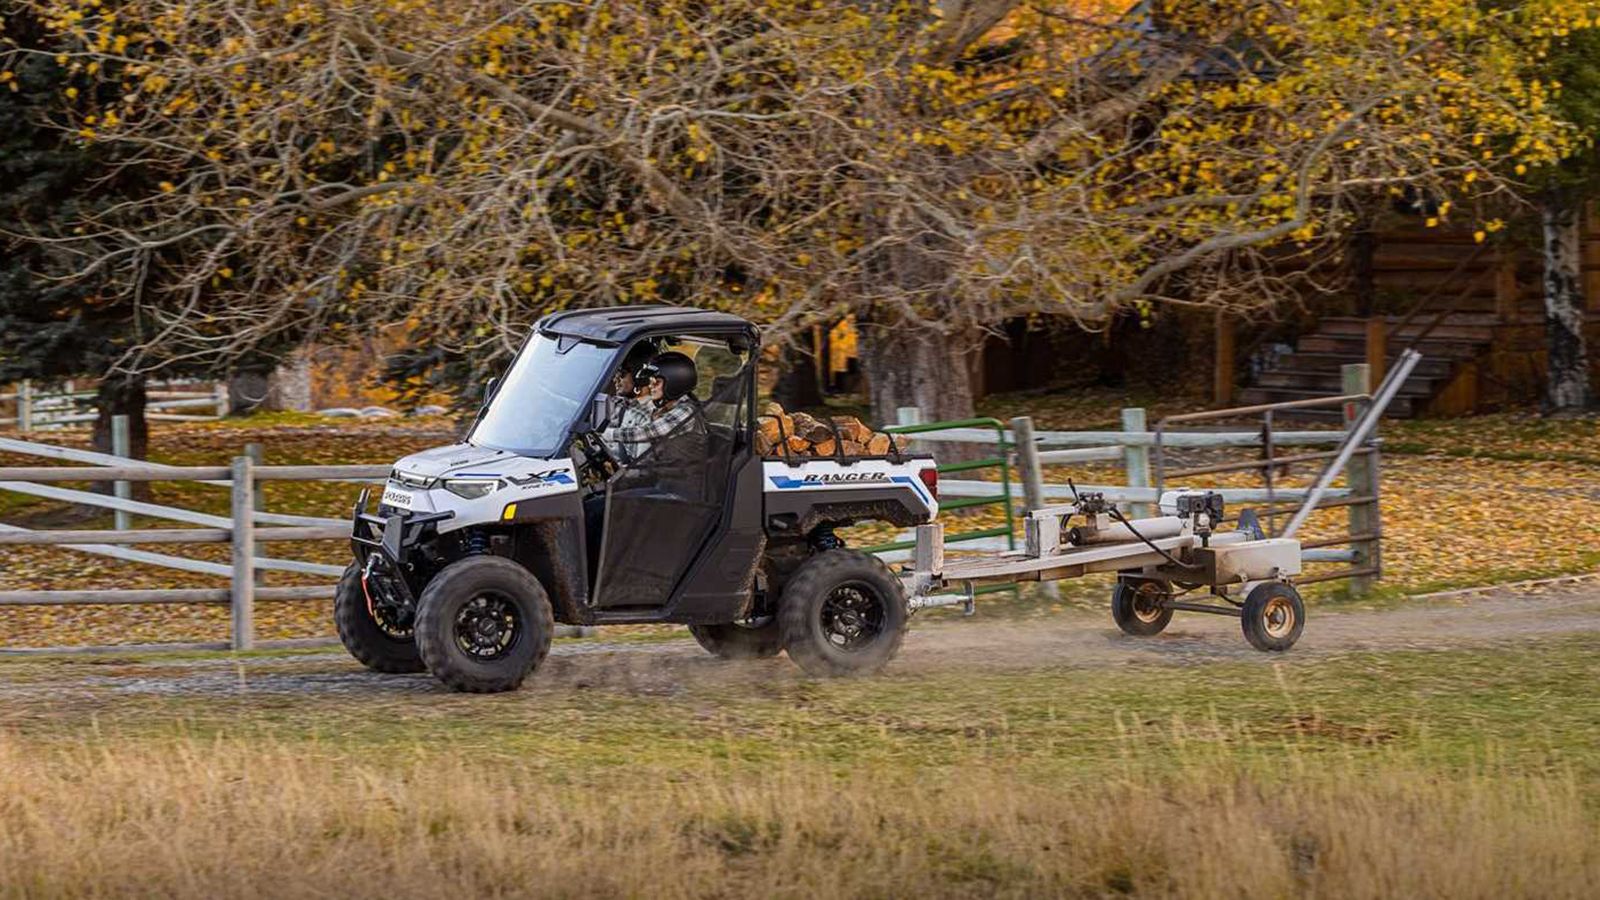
372;604;414;640
1129;583;1166;623
819;581;887;651
454;592;521;661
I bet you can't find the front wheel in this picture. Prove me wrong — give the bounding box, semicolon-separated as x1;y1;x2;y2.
779;550;908;677
334;563;425;673
414;556;555;693
1241;582;1305;652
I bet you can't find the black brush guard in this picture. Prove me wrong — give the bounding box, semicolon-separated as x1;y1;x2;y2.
350;488;454;609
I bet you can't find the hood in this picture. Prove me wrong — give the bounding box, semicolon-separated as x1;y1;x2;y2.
391;443;529;480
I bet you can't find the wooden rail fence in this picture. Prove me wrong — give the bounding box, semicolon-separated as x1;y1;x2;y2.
0;371;1385;656
1;380;229;430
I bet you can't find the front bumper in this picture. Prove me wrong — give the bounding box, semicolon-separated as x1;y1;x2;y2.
350;487;455;565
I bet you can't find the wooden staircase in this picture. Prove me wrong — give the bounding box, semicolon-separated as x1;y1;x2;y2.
1236;314;1498;418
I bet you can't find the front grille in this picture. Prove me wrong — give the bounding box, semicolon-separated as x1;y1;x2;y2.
390;469;435;490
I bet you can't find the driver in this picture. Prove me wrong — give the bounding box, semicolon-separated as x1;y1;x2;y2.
605;351;704;464
603;341;658;462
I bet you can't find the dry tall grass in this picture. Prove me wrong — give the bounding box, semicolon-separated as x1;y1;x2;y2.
0;734;1594;899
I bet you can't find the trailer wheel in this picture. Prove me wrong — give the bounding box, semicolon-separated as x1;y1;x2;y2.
1241;582;1304;652
780;550;908;677
414;556;554;693
334;563;425;674
1111;578;1173;636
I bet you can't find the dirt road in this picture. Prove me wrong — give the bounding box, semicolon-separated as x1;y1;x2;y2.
1;579;1596;702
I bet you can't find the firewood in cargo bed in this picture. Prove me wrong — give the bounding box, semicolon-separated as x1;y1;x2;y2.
755;402;905;457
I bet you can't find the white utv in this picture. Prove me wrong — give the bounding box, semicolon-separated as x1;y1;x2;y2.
338;306;940;692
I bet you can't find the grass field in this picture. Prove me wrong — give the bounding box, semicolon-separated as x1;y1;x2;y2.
2;627;1597;897
2;401;1599;895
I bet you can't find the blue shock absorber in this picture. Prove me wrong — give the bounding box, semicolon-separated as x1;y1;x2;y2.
465;529;490;556
811;526;845;552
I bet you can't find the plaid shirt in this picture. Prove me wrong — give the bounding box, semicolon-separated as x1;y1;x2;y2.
606;398;698;463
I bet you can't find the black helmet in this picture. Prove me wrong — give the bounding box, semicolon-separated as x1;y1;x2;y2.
639;351;697;403
618;340;657;385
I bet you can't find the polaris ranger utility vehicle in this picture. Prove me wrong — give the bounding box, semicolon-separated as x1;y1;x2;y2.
338;306;938;692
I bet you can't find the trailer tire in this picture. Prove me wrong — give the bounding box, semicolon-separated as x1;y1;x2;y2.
780;550;908;677
1241;582;1304;652
334;563;426;674
689;619;782;659
1111;578;1173;637
414;556;554;693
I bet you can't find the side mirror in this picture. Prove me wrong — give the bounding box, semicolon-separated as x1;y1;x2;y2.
577;393;616;434
483;376;501;402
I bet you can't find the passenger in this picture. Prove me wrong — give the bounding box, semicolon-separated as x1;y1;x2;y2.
606;351;705;465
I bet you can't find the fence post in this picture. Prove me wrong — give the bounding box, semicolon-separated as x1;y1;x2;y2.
17;380;33;433
1121;407;1152;517
214;383;231;419
244;443;265;586
895;407;923;453
230;455;255;651
112;415;132;531
1341;363;1380;597
1009;415;1059;600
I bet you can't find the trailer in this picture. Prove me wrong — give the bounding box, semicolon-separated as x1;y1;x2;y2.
901;348;1424;652
904;489;1307;650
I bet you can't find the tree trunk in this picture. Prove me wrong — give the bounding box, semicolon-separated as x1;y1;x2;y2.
265;351;313;412
228;368;273;415
1541;187;1592;413
856;310;979;428
91;375;149;500
771;340;823;411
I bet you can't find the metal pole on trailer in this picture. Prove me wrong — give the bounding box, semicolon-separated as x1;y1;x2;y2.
230;455;255;651
111;414;132;532
1282;349;1418;542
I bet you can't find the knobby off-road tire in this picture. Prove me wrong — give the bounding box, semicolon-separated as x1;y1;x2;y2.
1241;582;1305;652
779;549;908;677
689;619;783;659
1111;578;1174;637
414;556;555;693
334;563;426;674
689;565;783;659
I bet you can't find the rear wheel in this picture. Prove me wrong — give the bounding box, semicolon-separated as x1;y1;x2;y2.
1241;582;1305;652
334;563;425;674
690;566;782;660
414;556;554;693
1111;578;1173;637
779;550;908;677
689;618;782;659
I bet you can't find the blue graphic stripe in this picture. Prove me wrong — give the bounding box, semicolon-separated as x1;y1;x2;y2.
453;471;576;485
891;475;932;506
766;473;934;510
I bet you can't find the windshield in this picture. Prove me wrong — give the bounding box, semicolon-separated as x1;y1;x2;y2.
470;334;613;457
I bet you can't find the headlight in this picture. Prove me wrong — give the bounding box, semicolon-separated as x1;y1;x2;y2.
442;478;501;500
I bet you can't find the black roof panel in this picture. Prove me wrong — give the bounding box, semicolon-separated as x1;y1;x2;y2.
537;305;757;344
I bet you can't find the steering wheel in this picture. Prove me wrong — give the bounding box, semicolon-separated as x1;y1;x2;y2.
576;431;620;484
